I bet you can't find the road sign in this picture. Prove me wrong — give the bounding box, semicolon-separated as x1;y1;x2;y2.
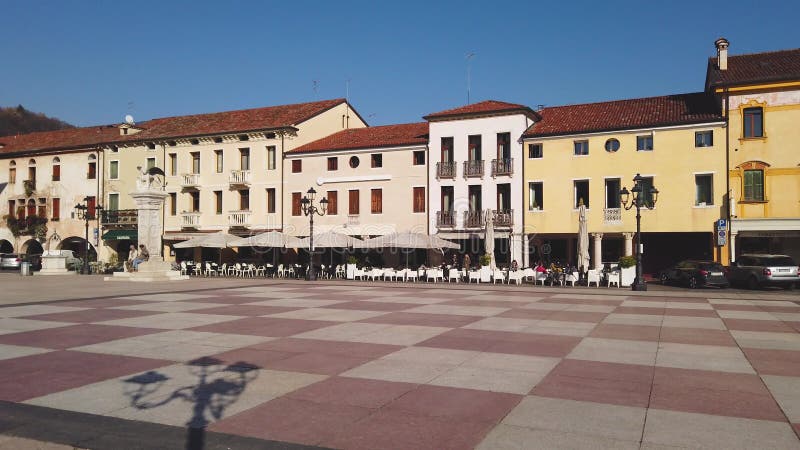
717;229;727;246
717;219;727;229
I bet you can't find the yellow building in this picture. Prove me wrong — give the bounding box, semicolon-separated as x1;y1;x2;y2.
706;39;800;262
522;93;726;273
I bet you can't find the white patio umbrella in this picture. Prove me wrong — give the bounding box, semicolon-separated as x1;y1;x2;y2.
577;204;590;273
173;232;241;248
355;231;459;267
228;231;303;249
297;231;362;250
485;210;496;269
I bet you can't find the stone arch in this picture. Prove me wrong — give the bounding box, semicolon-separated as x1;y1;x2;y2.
58;236;97;261
20;238;43;255
0;239;13;254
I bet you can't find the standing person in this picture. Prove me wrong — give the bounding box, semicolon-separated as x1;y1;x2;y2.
451;253;458;268
463;253;471;270
126;244;137;272
132;244;149;271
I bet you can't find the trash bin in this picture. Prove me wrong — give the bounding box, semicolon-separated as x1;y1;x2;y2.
20;262;32;276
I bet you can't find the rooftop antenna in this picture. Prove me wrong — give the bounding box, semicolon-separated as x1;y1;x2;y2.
345;78;351;103
466;52;476;105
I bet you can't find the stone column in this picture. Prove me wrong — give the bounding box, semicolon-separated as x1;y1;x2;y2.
592;233;603;270
730;231;738;263
622;232;634;257
522;234;531;267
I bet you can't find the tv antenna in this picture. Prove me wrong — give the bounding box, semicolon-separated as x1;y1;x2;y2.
466;52;476;104
124;114;135;125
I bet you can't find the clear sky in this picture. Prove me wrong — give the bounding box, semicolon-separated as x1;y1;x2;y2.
2;0;798;127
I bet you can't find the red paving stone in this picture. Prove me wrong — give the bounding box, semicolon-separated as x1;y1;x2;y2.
419;328;581;357
540;310;607;323
323;409;496;450
190;317;333;337
760;305;800;313
533;359;653;408
590;324;661;342
22;309;160;323
325;301;420;311
441;299;528;309
55;299;159;308
540;298;623;306
0;351;168;402
188;305;301;316
743;348;800;376
386;385;521;422
723;318;796;333
252;338;402;359
211;397;372;446
0;324;162;349
497;309;557;320
614;306;666;316
259;352;371;375
187;295;263;304
659;327;737;346
209;347;296;367
288;377;416;409
361;311;483;328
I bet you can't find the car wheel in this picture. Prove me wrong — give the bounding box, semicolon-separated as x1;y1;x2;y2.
660;273;669;285
747;276;760;290
688;277;698;289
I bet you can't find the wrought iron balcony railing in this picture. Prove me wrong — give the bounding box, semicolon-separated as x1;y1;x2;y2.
463;160;484;178
436;210;456;228
436;161;456;179
491;158;513;177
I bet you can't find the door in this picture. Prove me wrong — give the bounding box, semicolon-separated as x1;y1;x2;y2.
605;179;621;208
497;184;511;211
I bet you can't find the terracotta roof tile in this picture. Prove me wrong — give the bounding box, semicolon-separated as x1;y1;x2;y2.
289;122;428;154
523;92;723;138
424;100;536;121
706;48;800;88
0;125;121;155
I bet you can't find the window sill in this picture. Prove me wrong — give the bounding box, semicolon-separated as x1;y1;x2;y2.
572;154;589;157
529;209;544;213
693;204;716;209
739;137;767;142
739;199;768;204
636;149;654;152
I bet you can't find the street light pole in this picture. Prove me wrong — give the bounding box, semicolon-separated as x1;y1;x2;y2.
620;174;658;291
301;187;328;281
74;197;102;275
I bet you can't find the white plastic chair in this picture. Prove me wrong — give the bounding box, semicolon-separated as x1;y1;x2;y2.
405;269;418;282
522;268;535;281
216;263;227;277
335;265;345;278
448;268;461;283
204;262;216;277
565;271;579;287
492;269;506;284
468;270;480;283
180;261;188;275
383;268;397;281
535;271;547;286
193;264;202;276
426;269;440;283
607;271;620;288
227;263;238;276
587;269;601;287
369;268;384;281
508;271;523;285
353;267;366;280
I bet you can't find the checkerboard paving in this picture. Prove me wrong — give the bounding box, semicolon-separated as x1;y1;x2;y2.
1;283;799;449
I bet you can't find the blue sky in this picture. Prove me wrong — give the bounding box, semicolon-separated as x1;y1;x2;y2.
2;0;798;127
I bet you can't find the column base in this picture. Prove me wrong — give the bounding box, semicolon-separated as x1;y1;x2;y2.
104;257;189;282
631;279;648;291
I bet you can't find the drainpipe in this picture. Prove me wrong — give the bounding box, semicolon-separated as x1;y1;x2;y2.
280;132;285;233
162;142;167;259
724;88;731;265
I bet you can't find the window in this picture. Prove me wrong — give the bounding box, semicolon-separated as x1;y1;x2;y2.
28;160;36;182
371;154;383;168
213;137;223;144
191;152;200;174
743;107;763;138
573;140;589;156
636;135;653;151
86;196;96;219
146;157;156;170
147;142;157;149
468;135;482;161
528;143;543;159
413;187;425;213
468;185;482;211
292;192;302;216
8;200;13;216
8;161;16;184
266;188;276;213
695;174;714;205
349;156;360;168
327;191;338;215
109;161;119;179
441;137;454;162
349;190;359;215
87;156;97;179
528;182;543;210
695;131;713;147
52;158;60;181
214;191;223;214
266;146;276;170
327;157;338;171
214;150;223;173
26;199;35;218
169;193;177;215
743;169;764;201
441;186;454;212
413;150;425;165
51;198;60;220
239;148;250;170
190;192;200;212
640;176;655;206
605;178;621;208
604;139;620;152
239;190;250;210
371;189;382;213
292;160;302;173
169;153;177;176
190;139;199;145
108;193;119;211
497;133;511;159
574;180;589;208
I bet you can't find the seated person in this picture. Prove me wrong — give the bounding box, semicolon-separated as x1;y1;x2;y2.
132;244;149;271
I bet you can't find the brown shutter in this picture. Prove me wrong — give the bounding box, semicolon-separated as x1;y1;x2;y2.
413;187;425;213
371;189;382;214
327;191;337;215
8;200;15;216
52;198;60;220
87;196;96;219
292;192;301;216
52;164;60;181
349;190;359;215
292;160;302;173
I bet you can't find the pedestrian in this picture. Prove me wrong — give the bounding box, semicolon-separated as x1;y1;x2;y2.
132;244;149;271
463;253;471;270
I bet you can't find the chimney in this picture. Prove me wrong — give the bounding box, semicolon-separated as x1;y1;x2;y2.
715;38;730;71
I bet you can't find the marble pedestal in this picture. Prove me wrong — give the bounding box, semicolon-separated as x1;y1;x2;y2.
105;257;188;282
35;255;76;276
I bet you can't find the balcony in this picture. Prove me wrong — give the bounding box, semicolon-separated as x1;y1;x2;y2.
229;169;251;187
181;211;201;228
180;173;200;189
347;214;360;226
100;209;138;228
491;158;513;177
436;161;456;179
604;208;622;225
463;210;484;229
436;210;456;228
492;209;513;228
463;160;484;178
228;210;251;228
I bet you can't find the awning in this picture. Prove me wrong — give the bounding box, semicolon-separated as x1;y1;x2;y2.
101;230;137;241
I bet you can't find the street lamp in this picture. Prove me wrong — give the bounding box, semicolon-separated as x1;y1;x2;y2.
74;197;102;275
300;187;328;281
620;173;658;291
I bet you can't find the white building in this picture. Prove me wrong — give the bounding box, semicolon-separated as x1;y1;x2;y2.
425;101;537;266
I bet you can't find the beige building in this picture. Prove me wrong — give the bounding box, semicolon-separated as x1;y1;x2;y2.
284;123;429;238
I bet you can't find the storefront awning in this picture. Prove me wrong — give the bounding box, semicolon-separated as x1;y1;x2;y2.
101;230;137;241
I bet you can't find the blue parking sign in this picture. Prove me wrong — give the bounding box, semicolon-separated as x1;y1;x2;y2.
716;219;727;229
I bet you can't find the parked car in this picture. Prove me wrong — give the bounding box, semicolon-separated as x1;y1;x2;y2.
659;260;729;289
728;254;799;290
0;253;23;270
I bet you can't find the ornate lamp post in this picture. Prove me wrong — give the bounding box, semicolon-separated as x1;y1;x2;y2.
300;187;328;281
74;197;102;275
620;174;658;291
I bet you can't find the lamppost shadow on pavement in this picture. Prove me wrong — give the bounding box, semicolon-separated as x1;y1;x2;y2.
123;357;260;450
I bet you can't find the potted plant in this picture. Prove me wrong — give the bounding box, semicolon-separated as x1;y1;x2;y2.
618;255;636;286
531;200;540;211
479;253;492;282
345;255;358;280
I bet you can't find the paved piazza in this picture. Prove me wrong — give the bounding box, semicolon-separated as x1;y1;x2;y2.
0;275;799;449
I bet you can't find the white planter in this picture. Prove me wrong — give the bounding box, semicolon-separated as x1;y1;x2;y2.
620;266;636;286
346;264;356;280
480;266;492;283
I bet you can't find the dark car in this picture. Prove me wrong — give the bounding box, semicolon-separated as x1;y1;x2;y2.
728;254;799;290
659;260;729;289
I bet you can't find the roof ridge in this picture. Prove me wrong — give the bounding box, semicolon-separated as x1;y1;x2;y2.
539;92;710;111
708;47;800;61
140;98;346;123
